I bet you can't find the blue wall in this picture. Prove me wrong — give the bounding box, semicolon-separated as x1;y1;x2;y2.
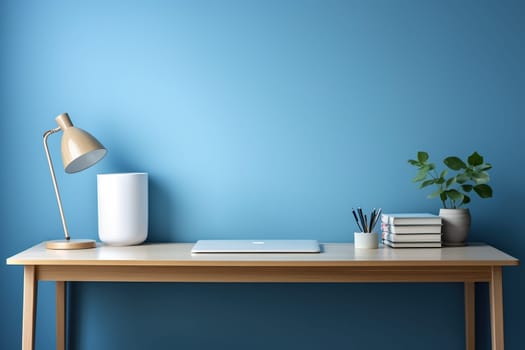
1;0;523;349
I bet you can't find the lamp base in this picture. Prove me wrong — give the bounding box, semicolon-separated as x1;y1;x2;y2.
46;239;97;250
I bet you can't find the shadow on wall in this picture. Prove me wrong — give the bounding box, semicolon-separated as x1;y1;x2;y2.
148;175;177;242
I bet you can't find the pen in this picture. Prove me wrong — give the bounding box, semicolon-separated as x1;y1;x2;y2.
352;208;363;232
370;208;382;233
358;207;367;233
369;208;376;232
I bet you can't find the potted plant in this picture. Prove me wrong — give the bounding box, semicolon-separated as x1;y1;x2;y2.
408;151;492;246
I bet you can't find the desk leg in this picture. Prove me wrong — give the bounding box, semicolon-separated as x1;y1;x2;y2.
490;267;504;350
56;282;66;350
464;282;475;350
22;266;37;350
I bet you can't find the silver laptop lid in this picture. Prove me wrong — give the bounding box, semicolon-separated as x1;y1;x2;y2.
191;240;321;254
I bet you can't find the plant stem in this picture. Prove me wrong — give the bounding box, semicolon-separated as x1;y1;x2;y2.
430;170;447;208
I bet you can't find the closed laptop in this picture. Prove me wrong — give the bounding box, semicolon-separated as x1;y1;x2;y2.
191;240;321;254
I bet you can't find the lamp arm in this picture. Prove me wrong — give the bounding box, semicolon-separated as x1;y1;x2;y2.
43;127;70;240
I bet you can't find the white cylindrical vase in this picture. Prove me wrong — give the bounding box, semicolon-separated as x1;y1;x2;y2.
354;232;379;249
97;172;148;246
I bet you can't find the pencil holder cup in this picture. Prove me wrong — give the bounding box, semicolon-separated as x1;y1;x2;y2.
354;232;378;249
97;172;148;246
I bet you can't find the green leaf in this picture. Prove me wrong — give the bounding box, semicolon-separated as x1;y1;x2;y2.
445;189;463;201
439;169;448;178
408;159;419;166
428;189;442;199
419;179;436;188
444;156;466;170
462;184;473;192
461;195;471;205
412;169;428;182
473;184;493;198
478;163;492;171
455;174;469;184
445;177;455;187
472;172;490;184
439;192;447;202
468;152;483;166
417;151;429;163
435;177;445;184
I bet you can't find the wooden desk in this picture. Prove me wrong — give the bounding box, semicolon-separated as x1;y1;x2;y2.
7;242;518;350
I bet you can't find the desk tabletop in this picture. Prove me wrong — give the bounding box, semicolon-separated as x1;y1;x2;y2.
6;242;519;267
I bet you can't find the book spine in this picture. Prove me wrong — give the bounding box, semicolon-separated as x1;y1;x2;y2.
381;223;442;234
383;233;441;243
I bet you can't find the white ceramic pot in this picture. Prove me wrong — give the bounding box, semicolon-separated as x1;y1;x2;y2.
97;172;148;246
439;208;470;246
354;232;378;249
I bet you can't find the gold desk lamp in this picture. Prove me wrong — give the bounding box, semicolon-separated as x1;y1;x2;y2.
43;113;107;249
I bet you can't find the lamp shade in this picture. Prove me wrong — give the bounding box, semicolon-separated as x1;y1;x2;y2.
55;113;107;173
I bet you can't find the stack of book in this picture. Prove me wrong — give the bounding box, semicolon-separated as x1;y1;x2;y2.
381;213;442;248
